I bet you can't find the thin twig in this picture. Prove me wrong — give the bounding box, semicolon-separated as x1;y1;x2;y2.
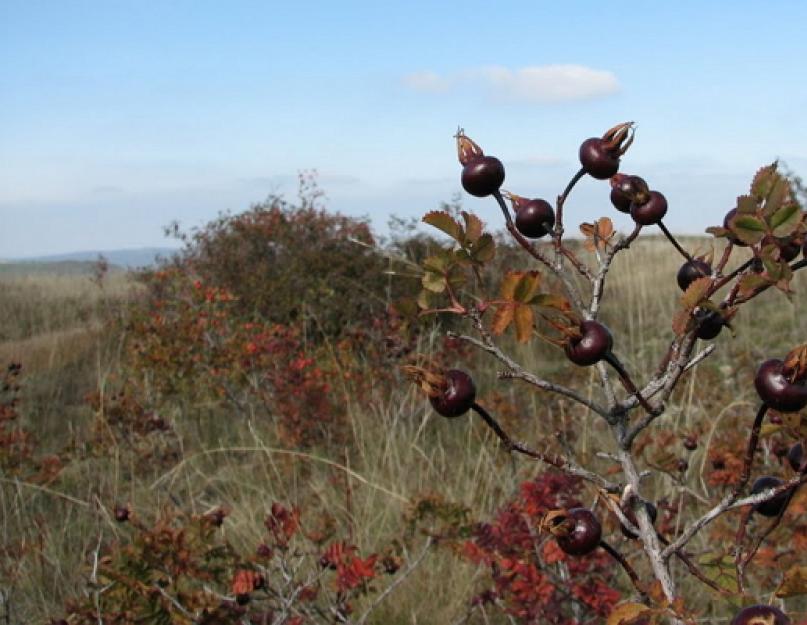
599;540;647;598
471;403;619;492
658;221;694;262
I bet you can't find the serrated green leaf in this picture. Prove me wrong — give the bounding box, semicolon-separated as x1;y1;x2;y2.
470;233;495;263
421;271;446;293
422;253;450;273
732;214;767;245
706;226;730;238
513;305;534;343
461;211;483;244
736;195;758;215
763;176;791;217
750;162;779;200
423;211;463;242
770;203;802;237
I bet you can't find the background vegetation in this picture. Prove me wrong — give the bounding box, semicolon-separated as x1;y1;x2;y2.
2;179;807;624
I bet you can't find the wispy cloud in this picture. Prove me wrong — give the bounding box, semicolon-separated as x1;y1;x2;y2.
402;64;619;103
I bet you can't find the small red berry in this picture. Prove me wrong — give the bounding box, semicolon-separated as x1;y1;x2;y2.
512;197;555;239
564;320;613;367
430;369;476;418
579;122;634;179
630;190;668;226
751;476;790;517
731;605;790;625
683;436;698;451
555;508;602;556
787;442;805;472
754;359;807;412
676;459;689;473
114;504;130;523
456;130;505;197
676;259;711;291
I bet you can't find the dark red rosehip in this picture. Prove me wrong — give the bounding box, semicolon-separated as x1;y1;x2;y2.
677;259;711;291
620;501;658;539
731;605;790;625
683;436;698;451
712;457;726;470
564;320;613;367
556;508;602;556
723;209;750;247
579;122;634;179
781;241;801;262
754;359;807;412
430;369;476;418
580;138;620;179
206;507;227;527
256;543;273;558
236;593;251;605
787;442;805;472
515;199;555;239
114;504;130;523
751;476;790;517
676;459;689;472
769;413;783;425
461;156;505;197
694;308;724;340
610;186;632;213
630;190;668;226
773;442;788;458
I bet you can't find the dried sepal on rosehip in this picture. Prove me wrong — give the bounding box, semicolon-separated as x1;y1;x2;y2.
455;129;505;197
403;363;476;418
579;122;635;179
503;192;555;239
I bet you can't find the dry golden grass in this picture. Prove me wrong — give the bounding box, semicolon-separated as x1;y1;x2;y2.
2;238;807;623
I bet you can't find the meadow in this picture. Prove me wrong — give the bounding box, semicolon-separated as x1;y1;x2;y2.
2;204;807;624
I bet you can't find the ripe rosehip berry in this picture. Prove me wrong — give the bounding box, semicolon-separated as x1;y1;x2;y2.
683;436;698;451
114;504;130;523
781;241;801;262
751;476;790;517
731;605;790;625
676;459;689;473
514;198;555;239
787;442;805;472
723;209;750;247
456;130;505;197
578;122;634;179
620;501;658;539
555;508;602;556
430;369;476;418
564;320;613;367
462;157;506;197
754;359;807;412
630;190;668;226
694;308;724;340
609;174;650;213
676;259;711;291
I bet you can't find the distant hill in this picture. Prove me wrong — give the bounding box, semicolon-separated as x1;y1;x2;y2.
3;247;179;269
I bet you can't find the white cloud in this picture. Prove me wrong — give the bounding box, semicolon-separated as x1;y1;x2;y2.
402;64;619;103
401;70;450;93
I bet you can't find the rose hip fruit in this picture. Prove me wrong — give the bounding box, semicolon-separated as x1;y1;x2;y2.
620;501;658;539
564;320;613;367
677;259;711;291
578;122;634;179
515;198;555;239
462;157;506;197
787;442;805;472
751;476;790;517
754;359;807;412
555;508;602;556
731;605;790;625
630;190;668;226
694;308;724;340
430;369;476;418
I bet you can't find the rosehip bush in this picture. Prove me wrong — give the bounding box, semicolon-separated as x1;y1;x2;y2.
403;125;807;623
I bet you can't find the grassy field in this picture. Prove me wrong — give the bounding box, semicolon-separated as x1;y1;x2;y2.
1;239;806;623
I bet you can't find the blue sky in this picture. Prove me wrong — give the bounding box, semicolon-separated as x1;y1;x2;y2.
2;1;807;257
